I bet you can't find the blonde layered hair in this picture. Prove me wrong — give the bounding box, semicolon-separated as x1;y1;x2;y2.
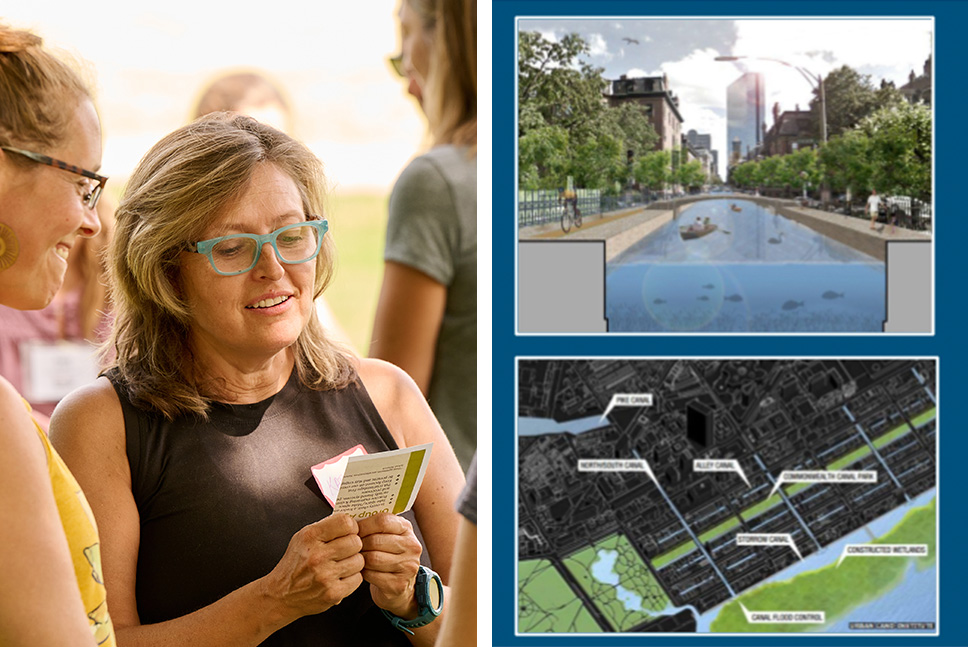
424;0;476;151
106;112;354;419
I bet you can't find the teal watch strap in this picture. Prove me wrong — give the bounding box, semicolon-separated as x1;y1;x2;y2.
381;565;444;635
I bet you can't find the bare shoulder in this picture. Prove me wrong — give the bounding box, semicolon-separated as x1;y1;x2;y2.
52;375;123;428
356;357;422;407
49;376;126;465
356;356;414;385
355;357;433;448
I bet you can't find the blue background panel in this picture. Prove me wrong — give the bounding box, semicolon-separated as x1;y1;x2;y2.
493;1;964;645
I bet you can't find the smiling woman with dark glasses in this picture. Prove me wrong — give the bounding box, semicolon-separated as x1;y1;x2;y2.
0;22;115;647
49;111;464;647
0;145;107;210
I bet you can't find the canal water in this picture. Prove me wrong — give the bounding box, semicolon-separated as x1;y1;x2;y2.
606;199;886;333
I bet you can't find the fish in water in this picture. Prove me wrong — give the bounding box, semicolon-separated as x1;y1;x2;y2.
822;291;845;300
767;236;783;244
653;298;667;304
697;296;710;301
702;283;715;289
724;294;743;302
782;300;804;311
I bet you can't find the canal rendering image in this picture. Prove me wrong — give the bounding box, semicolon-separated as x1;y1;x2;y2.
606;199;886;333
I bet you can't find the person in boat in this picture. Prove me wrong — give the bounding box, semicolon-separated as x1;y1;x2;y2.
691;216;704;231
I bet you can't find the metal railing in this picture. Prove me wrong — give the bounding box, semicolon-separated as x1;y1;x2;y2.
517;189;602;227
821;196;933;232
518;188;771;228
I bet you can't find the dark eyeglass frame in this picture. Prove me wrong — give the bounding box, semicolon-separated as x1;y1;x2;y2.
388;53;405;78
187;218;329;276
1;145;108;210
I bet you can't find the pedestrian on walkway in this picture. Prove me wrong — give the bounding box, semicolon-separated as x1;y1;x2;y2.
867;189;880;230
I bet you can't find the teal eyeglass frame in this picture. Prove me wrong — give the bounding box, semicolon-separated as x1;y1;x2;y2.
188;218;329;276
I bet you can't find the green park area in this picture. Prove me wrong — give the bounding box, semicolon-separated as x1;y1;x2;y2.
650;407;935;571
652;537;699;570
910;407;937;429
562;533;671;632
709;496;936;632
320;192;388;354
519;559;601;633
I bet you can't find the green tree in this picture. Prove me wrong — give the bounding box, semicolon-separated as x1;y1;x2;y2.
599;101;660;182
634;150;671;191
781;147;821;194
571;134;624;192
518;31;607;141
518;125;569;189
818;129;873;199
859;101;931;201
678;160;706;190
811;65;905;139
518;31;660;191
730;160;758;189
755;156;784;188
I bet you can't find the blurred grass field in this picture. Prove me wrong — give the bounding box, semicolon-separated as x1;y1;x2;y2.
324;192;390;354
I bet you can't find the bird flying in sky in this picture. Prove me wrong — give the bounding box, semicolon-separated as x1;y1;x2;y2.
622;37;640;45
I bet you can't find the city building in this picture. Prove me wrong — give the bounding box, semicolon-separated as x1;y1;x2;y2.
726;72;765;166
686;129;711;151
605;74;684;153
686;401;713;448
762;103;816;156
686;129;720;182
899;55;931;107
681;136;711;182
729;138;743;167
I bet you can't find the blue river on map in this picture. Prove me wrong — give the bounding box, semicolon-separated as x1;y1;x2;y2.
518;415;606;436
519;415;938;632
605;199;886;333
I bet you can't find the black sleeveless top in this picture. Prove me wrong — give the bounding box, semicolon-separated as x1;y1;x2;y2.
107;369;429;646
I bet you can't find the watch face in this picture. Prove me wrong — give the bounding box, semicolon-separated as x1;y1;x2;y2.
428;575;442;610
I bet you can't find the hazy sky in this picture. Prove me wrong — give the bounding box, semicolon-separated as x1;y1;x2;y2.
5;0;425;193
518;17;934;166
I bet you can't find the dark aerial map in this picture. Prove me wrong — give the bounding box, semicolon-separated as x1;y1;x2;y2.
518;359;937;635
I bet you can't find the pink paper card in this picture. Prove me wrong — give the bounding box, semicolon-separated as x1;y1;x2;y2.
311;444;367;507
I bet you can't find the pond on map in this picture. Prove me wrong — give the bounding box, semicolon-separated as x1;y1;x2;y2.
606;199;886;333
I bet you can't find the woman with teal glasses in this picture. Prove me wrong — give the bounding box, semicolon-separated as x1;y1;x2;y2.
50;112;464;647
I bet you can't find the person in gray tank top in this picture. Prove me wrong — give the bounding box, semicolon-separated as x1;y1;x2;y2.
49;111;465;647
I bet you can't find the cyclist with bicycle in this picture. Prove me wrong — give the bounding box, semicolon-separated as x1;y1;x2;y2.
558;186;581;233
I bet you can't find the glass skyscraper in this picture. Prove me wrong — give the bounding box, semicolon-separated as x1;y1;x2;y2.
726;72;765;166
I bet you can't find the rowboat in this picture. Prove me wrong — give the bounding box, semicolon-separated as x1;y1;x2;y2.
680;224;718;240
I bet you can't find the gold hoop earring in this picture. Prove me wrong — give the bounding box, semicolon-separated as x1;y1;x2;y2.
0;223;20;271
